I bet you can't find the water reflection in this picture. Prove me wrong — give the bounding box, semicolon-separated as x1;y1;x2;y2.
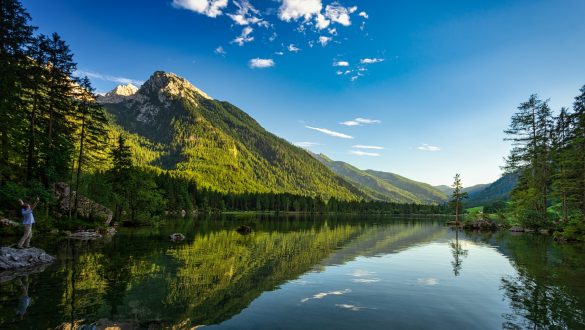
0;216;584;329
449;228;468;276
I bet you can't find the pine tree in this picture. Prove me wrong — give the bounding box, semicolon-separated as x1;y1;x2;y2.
569;86;585;217
450;173;468;224
72;76;108;214
39;32;77;185
0;0;35;182
504;95;554;227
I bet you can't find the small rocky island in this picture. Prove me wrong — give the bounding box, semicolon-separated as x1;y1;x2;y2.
0;247;55;281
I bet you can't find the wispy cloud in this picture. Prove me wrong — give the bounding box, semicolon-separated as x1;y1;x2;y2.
418;144;441;152
301;289;351;303
349;150;380;156
305;126;353;139
417;278;439;286
333;60;349;67
294;141;322;148
324;3;357;26
227;0;266;26
233;26;254;46
278;0;358;31
340;117;381;126
249;58;275;69
74;70;144;86
355;117;381;124
335;304;374;311
214;46;226;56
288;43;301;52
353;145;383;150
360;58;384;64
318;36;332;47
358;11;369;19
172;0;228;18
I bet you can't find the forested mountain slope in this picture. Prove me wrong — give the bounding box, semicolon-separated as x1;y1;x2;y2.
98;71;362;200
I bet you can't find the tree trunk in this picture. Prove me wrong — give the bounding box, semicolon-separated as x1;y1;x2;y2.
73;111;87;217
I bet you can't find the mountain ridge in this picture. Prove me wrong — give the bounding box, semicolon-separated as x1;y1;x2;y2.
98;71;364;201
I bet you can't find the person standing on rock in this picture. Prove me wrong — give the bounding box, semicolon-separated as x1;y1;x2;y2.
17;197;39;249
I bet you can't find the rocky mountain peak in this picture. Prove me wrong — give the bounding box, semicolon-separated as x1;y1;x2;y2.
109;83;138;96
139;71;212;100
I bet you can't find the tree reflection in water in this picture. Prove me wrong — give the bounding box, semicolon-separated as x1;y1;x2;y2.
450;228;468;276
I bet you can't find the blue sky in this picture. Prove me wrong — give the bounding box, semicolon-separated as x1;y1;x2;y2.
22;0;585;186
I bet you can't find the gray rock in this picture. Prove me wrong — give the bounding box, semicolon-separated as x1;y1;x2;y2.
0;218;19;227
0;247;55;272
169;233;185;242
509;226;524;232
69;231;103;240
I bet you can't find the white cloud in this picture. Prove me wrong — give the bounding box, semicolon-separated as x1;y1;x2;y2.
249;58;274;69
318;36;332;47
214;46;226;56
328;27;337;35
305;126;353;139
301;289;351;303
340;117;381;125
324;3;356;27
417;278;439;286
172;0;228;18
355;117;381;124
288;44;301;52
279;0;323;22
358;11;368;19
294;141;322;148
360;58;384;64
335;304;369;311
232;26;254;46
315;13;330;29
227;0;265;26
333;60;349;67
353;145;383;150
275;51;284;56
74;70;144;86
418;144;441;152
349;150;380;156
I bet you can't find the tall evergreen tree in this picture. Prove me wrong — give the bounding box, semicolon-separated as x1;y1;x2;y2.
72;76;108;214
569;86;585;216
504;95;554;227
0;0;35;182
39;32;77;185
450;173;468;224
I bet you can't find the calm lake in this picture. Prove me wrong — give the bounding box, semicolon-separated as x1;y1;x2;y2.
1;215;584;329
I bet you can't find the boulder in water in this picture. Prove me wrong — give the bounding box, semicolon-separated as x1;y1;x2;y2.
0;247;55;272
169;233;186;242
69;231;103;240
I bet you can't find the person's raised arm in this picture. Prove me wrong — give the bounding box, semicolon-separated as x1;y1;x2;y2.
31;197;40;210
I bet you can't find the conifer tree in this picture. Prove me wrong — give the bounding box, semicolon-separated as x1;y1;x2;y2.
450;173;468;224
0;0;35;181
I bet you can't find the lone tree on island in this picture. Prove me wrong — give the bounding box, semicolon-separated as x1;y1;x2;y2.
451;173;469;224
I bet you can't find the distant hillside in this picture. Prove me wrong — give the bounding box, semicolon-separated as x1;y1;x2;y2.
312;153;448;204
464;172;519;207
98;71;363;201
434;183;489;196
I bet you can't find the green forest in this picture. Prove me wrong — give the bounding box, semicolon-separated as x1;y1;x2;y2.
1;0;584;242
0;0;447;231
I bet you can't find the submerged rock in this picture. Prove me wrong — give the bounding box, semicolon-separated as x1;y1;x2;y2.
0;247;55;273
236;225;253;235
0;218;19;227
169;233;185;242
69;231;103;240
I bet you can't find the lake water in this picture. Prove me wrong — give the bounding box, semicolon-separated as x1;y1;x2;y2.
1;215;584;329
